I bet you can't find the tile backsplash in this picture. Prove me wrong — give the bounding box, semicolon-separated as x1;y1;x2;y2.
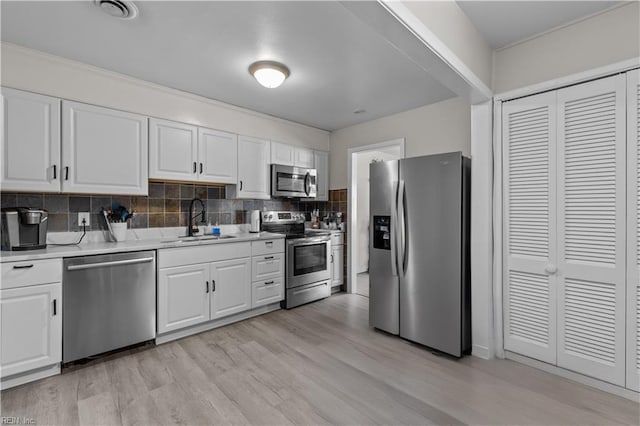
0;183;348;233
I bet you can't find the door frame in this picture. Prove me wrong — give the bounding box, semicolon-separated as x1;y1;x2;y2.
347;139;405;294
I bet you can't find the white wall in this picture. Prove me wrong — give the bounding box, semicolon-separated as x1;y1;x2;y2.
0;42;330;150
330;97;470;189
493;2;640;94
400;0;493;90
355;150;399;273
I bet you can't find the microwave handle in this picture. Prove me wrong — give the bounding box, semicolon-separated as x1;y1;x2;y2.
304;172;311;196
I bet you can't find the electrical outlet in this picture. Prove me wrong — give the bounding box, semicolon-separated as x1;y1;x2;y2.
78;212;91;227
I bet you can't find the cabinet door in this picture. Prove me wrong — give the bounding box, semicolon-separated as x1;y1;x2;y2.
331;246;344;287
236;135;270;199
210;257;251;320
270;141;294;166
0;283;61;378
158;264;209;334
502;91;558;364
62;101;148;195
1;88;60;192
198;127;237;184
314;151;329;201
149;118;198;181
627;69;640;391
294;147;314;168
556;75;626;386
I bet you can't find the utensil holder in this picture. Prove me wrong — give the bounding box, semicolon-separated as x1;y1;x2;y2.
111;222;128;242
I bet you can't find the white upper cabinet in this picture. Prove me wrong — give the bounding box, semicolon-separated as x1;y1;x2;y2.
198;127;237;184
233;135;270;199
62;101;148;195
626;69;640;392
149;119;237;184
270;141;294;166
1;88;61;192
294;147;315;168
314;150;329;201
149;118;198;181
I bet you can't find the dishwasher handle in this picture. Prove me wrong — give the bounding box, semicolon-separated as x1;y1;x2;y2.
66;256;155;271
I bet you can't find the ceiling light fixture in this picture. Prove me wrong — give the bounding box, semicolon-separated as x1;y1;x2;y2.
248;61;290;89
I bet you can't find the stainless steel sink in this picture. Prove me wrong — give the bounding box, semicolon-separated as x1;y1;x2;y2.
161;235;237;244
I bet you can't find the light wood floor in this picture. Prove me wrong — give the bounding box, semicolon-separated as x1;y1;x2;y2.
1;294;638;425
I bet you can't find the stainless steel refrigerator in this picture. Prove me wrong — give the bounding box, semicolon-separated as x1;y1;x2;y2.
369;152;471;357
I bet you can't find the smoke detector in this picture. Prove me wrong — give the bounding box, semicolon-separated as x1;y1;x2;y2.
94;0;138;20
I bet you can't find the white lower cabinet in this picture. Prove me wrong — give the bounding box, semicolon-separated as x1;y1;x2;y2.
330;232;344;288
0;283;61;379
0;258;62;386
251;240;285;308
210;258;251;320
157;241;282;338
158;263;210;334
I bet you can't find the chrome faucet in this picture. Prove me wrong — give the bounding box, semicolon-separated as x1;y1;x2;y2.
188;198;206;237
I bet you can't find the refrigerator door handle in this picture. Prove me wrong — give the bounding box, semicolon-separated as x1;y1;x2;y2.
390;180;399;277
397;179;407;277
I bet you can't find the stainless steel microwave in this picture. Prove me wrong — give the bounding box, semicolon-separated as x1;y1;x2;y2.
271;164;317;198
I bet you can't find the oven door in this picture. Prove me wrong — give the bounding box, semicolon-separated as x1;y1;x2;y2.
286;237;330;288
271;165;317;198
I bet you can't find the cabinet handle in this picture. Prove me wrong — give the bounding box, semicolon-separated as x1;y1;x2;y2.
52;164;57;180
239;180;243;191
206;281;209;293
212;280;216;292
65;166;69;180
264;256;274;260
264;280;274;285
331;254;334;263
53;299;57;316
265;241;273;246
199;163;203;174
193;162;197;173
13;264;34;269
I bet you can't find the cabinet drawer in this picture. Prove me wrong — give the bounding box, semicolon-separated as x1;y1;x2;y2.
252;278;284;308
331;233;344;246
1;259;62;290
251;239;284;256
158;242;251;268
252;254;284;282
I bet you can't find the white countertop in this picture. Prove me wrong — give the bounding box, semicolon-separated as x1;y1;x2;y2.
0;231;285;263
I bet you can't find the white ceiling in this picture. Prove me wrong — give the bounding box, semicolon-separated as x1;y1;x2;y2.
1;1;624;131
457;1;623;49
0;0;456;131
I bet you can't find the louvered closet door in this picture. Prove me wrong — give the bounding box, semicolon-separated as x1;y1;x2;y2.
627;69;640;392
556;74;626;386
503;91;558;364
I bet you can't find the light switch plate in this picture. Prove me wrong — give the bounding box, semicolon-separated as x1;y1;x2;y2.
78;212;90;227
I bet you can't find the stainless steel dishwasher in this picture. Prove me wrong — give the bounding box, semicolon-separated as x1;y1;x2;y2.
63;250;156;363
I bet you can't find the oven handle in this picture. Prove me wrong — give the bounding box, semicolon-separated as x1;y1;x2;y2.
287;237;330;246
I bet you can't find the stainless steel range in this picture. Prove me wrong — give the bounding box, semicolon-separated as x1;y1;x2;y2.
261;211;331;309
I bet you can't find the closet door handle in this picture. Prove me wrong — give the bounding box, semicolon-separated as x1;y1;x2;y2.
544;264;557;275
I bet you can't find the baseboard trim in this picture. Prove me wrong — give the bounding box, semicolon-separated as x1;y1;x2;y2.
156;302;281;344
505;351;639;402
0;363;60;390
472;344;491;360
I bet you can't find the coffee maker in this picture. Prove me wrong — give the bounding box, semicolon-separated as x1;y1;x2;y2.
1;207;48;251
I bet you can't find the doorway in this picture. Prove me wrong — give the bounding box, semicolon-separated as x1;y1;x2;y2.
347;139;404;296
